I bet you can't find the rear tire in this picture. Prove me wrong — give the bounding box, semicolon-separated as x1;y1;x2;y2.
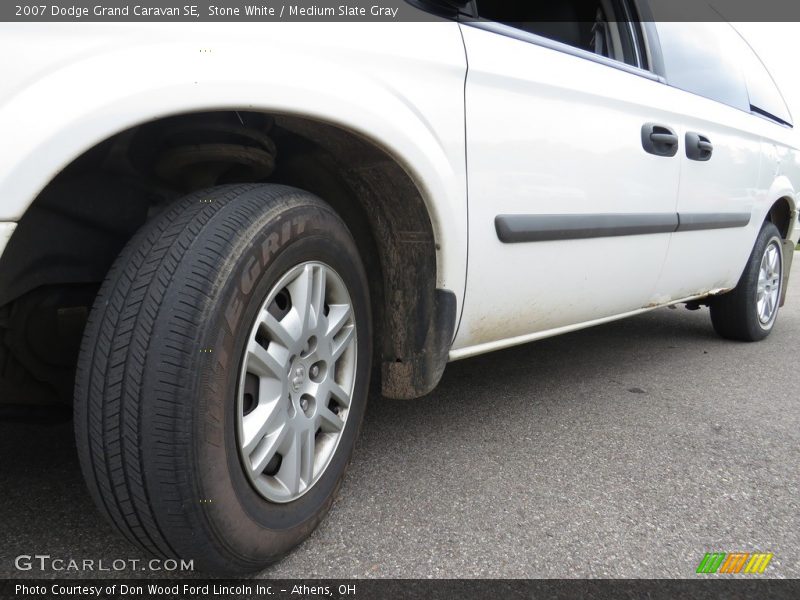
709;221;783;342
74;184;371;574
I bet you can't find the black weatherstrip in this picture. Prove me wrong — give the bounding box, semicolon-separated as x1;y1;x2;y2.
495;213;678;243
676;212;752;231
495;212;752;243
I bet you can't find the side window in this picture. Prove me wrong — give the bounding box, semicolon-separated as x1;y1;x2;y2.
473;0;643;68
736;34;792;125
655;22;750;112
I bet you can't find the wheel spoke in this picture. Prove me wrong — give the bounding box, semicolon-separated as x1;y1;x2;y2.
328;380;351;408
287;265;314;333
326;304;351;337
287;264;327;334
262;310;296;349
310;266;327;332
768;247;779;273
300;429;315;485
331;325;355;362
246;340;286;378
318;406;344;433
241;397;283;455
250;425;287;474
278;429;314;495
279;431;302;495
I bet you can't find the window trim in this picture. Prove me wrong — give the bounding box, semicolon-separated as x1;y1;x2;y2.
462;19;664;84
637;22;666;80
617;0;644;69
732;28;794;128
454;0;793;129
750;106;793;129
649;20;794;129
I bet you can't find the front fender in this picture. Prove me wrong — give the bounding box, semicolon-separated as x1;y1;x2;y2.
0;22;468;299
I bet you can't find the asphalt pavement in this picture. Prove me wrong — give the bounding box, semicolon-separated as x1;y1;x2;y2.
2;256;798;579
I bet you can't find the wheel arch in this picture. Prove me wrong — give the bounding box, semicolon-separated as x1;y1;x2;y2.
766;195;796;239
0;29;467;292
0;105;461;400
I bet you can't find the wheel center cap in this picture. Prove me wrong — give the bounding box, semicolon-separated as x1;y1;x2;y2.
290;363;306;393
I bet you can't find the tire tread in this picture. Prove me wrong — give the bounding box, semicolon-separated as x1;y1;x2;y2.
74;184;310;560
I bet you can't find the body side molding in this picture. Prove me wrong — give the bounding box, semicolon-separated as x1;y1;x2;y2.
675;212;752;232
495;212;753;243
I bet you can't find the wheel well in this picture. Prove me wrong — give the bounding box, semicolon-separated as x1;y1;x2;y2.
0;110;451;408
767;196;794;239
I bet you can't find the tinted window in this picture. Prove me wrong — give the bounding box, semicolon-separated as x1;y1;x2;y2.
656;22;749;111
736;33;792;125
475;0;641;67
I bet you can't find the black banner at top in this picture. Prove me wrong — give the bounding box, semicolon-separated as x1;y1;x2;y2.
4;0;800;22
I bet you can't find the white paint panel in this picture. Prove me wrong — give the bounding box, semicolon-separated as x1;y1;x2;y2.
455;25;680;349
0;22;469;302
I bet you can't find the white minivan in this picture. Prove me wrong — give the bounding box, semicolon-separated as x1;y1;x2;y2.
0;0;797;574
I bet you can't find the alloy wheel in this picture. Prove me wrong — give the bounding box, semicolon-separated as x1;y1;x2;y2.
236;261;357;503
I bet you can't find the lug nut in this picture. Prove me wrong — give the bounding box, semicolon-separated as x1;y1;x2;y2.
310;365;319;378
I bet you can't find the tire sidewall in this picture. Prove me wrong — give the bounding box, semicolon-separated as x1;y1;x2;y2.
745;224;783;338
755;237;783;333
193;199;371;567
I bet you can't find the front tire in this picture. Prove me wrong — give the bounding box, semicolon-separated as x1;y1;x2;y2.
74;184;371;574
710;221;783;342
